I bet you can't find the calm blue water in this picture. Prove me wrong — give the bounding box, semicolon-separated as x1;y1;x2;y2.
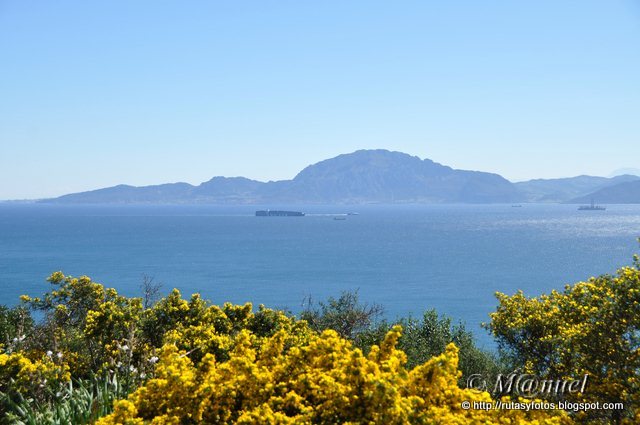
1;203;639;347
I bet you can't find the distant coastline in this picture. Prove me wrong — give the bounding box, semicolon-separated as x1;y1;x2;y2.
7;149;640;204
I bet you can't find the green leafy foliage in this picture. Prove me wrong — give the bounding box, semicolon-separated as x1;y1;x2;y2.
0;305;33;350
301;291;502;382
2;375;126;425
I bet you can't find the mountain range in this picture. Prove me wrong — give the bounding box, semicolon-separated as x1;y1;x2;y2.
38;150;640;204
570;180;640;204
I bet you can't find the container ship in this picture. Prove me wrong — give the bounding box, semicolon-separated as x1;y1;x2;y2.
255;210;305;217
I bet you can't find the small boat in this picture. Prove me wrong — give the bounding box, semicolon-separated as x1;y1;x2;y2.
333;216;347;220
511;205;522;208
578;199;606;211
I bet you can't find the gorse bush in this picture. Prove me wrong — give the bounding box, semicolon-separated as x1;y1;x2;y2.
488;253;640;424
96;327;568;425
3;254;640;423
0;273;315;423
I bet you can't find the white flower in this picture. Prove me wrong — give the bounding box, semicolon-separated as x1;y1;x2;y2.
116;361;123;368
56;352;63;359
12;337;18;343
18;335;25;342
46;350;53;357
148;356;159;364
129;365;137;373
120;345;129;352
139;373;146;379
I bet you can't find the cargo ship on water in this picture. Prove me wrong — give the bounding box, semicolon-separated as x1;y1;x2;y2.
255;210;305;216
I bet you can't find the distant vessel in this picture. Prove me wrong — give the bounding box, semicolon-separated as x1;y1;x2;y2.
255;210;305;217
578;199;606;211
511;205;522;208
333;216;347;220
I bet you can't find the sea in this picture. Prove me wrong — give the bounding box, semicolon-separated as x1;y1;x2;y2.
1;203;639;348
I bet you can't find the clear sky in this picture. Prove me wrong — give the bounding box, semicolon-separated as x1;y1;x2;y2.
1;1;639;199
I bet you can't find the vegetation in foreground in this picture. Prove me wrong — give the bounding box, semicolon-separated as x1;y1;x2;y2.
1;252;639;424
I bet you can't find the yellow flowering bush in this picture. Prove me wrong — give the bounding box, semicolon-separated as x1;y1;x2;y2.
142;290;314;364
14;265;640;423
96;327;569;424
488;256;640;423
0;350;70;403
14;274;314;383
21;272;147;377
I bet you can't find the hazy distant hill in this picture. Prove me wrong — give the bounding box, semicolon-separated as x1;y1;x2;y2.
609;168;640;177
569;180;640;204
52;183;195;204
39;149;639;204
271;150;519;203
514;175;640;203
43;150;519;204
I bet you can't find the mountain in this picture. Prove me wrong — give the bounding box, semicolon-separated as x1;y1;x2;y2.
52;183;195;204
39;149;640;204
569;180;640;204
609;168;640;178
514;175;640;203
271;150;519;203
193;177;266;203
42;150;520;204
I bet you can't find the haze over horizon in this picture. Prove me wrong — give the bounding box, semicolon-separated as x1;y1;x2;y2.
1;1;639;199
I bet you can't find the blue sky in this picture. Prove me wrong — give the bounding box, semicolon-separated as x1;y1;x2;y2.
1;1;639;199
